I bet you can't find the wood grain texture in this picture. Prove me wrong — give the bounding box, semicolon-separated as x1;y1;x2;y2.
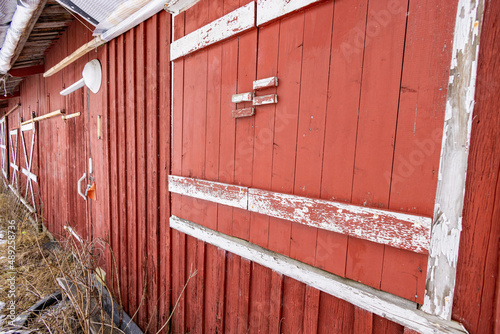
170;2;255;60
170;216;469;334
453;0;500;332
6;0;497;333
167;175;431;253
157;10;171;332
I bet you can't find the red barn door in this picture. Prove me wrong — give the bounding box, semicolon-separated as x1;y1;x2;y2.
171;0;441;311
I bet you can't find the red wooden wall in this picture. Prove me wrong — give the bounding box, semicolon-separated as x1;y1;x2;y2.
171;0;455;311
1;12;172;332
453;0;500;332
0;0;498;333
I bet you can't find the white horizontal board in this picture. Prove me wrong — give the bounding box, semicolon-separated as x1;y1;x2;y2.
170;2;255;60
169;216;468;334
253;76;278;90
22;168;37;183
168;176;431;253
169;175;248;209
10;163;18;171
164;0;201;15
232;92;253;103
21;123;34;132
257;0;323;26
249;188;431;254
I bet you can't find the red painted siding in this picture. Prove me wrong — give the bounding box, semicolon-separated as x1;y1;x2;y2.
453;0;500;333
0;0;498;333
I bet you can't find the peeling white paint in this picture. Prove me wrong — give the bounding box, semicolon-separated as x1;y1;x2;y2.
253;94;278;106
168;175;431;253
249;188;431;253
232;92;253;103
253;76;278;90
423;0;485;320
170;2;255;61
168;175;248;209
164;0;201;16
170;216;469;334
256;0;323;26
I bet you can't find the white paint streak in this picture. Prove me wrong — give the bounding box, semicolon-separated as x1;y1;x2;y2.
168;175;248;209
170;216;469;334
170;2;255;60
423;0;484;320
256;0;323;26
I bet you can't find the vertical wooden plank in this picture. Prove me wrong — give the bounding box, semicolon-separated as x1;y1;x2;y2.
353;307;373;333
182;3;209;331
204;0;224;331
218;3;240;330
204;244;226;333
145;14;159;333
171;10;186;334
372;315;404;334
116;33;129;310
217;37;238;236
303;287;320;333
280;276;305;334
291;0;333;269
233;28;257;240
125;28;138;317
268;11;304;333
134;22;148;328
233;28;258;334
107;39;120;296
268;6;304;259
268;271;283;334
317;294;355;334
95;41;112;291
291;4;334;332
249;19;280;249
319;0;369;278
382;0;457;304
157;9;171;332
347;0;409;289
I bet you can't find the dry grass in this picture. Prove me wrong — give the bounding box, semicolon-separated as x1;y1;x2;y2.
0;181;193;333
